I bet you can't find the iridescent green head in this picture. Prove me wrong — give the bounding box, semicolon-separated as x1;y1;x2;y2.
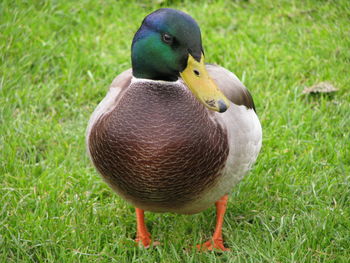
132;8;203;81
131;8;230;112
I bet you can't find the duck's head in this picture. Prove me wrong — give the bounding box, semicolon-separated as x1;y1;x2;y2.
131;8;230;113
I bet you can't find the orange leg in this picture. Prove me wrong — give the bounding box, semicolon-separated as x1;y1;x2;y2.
135;208;152;248
197;194;230;251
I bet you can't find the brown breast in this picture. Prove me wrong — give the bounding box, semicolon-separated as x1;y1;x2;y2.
89;81;229;210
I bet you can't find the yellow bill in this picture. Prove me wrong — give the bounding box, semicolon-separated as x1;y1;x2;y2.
180;53;230;113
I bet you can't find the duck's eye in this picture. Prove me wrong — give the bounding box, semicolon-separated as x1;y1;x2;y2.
162;33;173;44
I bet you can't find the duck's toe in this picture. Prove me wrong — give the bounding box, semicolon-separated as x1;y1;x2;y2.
135;236;161;248
196;238;230;252
135;229;150;247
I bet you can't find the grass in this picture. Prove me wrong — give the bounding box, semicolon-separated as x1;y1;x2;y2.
1;0;349;262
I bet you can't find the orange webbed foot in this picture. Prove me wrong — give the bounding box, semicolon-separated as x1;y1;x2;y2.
135;231;152;248
196;194;230;252
134;232;161;248
196;238;230;252
134;208;160;248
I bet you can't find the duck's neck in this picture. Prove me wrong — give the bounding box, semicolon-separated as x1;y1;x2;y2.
131;66;179;82
131;76;182;86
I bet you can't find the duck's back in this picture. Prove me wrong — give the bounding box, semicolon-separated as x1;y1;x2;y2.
88;78;229;212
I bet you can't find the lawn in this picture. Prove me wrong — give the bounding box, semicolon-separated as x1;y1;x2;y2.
1;0;349;262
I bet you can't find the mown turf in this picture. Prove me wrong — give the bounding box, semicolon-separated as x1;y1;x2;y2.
1;0;349;262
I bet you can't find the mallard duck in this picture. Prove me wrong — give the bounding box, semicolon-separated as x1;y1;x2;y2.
87;8;262;251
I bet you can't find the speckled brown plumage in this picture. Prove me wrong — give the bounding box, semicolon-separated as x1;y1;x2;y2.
89;81;229;211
